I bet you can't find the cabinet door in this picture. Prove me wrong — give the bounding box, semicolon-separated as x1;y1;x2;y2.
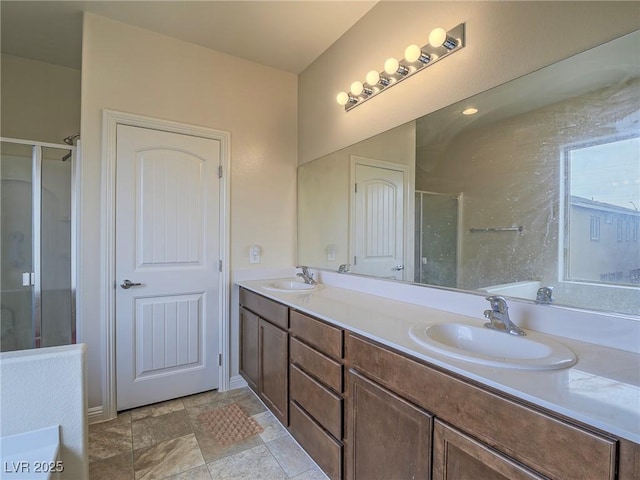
433;420;545;480
346;370;432;480
259;318;289;425
239;307;259;391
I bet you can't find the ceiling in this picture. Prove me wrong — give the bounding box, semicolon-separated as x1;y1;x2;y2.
0;1;377;74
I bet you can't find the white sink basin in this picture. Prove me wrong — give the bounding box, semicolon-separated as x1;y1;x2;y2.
262;280;323;293
409;322;577;370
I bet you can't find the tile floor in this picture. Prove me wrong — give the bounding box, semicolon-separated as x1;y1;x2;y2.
89;387;329;480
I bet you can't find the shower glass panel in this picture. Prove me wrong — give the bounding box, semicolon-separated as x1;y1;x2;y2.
1;139;75;351
415;191;459;288
1;142;34;351
41;147;73;347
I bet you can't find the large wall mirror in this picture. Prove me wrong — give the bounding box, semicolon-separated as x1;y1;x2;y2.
298;31;639;316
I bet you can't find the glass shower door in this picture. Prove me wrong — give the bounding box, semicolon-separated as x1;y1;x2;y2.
1;141;34;351
1;141;74;351
41;146;73;347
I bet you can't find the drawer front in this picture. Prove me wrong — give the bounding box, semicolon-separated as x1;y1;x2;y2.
240;288;288;329
290;310;343;360
290;401;342;480
290;364;342;439
291;337;343;393
346;333;617;480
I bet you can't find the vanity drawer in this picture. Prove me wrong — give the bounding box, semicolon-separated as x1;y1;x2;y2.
290;310;343;360
291;337;343;393
240;288;288;329
346;333;617;480
290;400;342;480
290;364;342;439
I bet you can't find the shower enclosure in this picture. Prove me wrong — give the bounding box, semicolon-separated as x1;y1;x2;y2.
414;190;462;288
1;137;77;351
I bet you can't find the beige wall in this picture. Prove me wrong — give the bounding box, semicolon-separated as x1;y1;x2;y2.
1;54;80;143
298;1;640;165
80;13;297;409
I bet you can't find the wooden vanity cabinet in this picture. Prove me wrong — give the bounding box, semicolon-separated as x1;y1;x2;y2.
238;288;640;480
346;332;618;480
346;370;432;480
239;288;289;425
288;310;345;480
239;307;259;391
433;420;544;480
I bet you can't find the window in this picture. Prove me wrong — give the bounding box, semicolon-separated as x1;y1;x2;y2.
564;136;640;285
589;216;600;241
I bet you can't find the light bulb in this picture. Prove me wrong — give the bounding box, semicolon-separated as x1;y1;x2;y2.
429;27;458;50
428;28;447;47
405;44;422;63
336;91;349;106
350;81;364;96
366;70;380;86
462;107;478;115
384;57;400;75
404;44;431;64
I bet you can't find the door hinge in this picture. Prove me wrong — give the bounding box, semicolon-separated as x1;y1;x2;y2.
218;259;222;272
354;256;357;265
355;183;358;193
218;165;223;178
218;353;222;366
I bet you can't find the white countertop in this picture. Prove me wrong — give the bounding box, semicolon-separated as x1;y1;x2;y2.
238;278;640;444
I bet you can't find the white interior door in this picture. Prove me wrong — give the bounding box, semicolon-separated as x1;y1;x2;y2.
352;160;406;279
115;124;221;410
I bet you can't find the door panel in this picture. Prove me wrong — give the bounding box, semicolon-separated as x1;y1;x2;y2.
116;125;221;410
353;162;405;279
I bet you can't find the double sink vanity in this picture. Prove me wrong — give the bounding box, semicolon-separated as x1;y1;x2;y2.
237;276;640;480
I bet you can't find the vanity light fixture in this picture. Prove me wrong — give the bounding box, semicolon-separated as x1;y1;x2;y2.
337;23;465;112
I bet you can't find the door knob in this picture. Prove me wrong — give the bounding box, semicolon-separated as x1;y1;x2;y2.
120;279;142;289
393;265;405;271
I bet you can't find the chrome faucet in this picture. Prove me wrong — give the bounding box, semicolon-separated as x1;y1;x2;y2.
338;264;351;273
296;265;317;285
483;296;526;336
536;286;554;304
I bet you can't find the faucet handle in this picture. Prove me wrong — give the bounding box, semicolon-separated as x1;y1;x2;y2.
485;295;508;313
536;286;554;304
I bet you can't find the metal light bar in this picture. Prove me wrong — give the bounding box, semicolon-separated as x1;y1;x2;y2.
338;23;466;112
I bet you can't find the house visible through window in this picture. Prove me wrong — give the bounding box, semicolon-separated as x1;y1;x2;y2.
564;136;640;285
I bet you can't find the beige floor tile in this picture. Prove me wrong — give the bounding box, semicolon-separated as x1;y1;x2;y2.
131;398;185;421
89;451;134;480
266;435;317;478
132;409;193;450
233;389;267;416
290;465;330;480
206;444;287;480
253;411;288;442
165;464;212;480
182;389;233;409
134;433;205;480
89;419;132;462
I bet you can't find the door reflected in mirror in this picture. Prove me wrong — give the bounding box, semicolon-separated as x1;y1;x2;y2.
297;31;640;316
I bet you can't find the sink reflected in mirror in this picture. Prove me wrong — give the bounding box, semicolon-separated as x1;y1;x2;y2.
262;279;324;293
409;322;577;370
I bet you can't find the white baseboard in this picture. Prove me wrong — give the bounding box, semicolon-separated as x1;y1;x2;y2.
88;405;111;424
229;374;248;391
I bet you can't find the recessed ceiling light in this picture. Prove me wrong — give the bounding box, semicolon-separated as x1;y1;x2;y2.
462;107;478;115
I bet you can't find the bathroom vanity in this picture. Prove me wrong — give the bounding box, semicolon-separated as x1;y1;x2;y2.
238;281;639;480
